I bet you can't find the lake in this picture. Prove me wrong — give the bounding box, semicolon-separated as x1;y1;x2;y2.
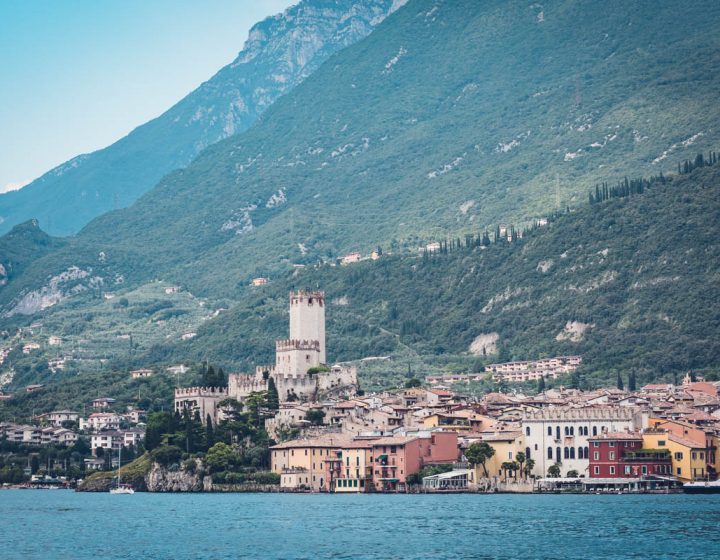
1;491;720;559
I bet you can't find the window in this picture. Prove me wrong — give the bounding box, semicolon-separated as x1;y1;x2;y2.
564;447;569;459
594;466;600;475
609;466;615;475
556;427;561;440
593;452;600;461
508;452;513;460
569;427;574;436
609;442;615;447
548;447;553;459
564;427;569;436
658;440;666;446
593;426;597;436
609;452;615;460
642;466;647;475
526;427;531;436
592;442;600;448
548;426;552;436
677;467;682;475
556;447;561;462
578;447;584;459
391;446;396;454
624;466;632;475
570;447;575;459
526;447;532;460
692;452;697;460
675;452;683;460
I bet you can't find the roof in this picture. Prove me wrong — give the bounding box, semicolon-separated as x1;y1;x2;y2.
423;469;471;481
588;432;643;441
463;431;522;442
270;434;355;450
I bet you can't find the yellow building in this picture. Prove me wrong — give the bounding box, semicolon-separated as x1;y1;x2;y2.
270;435;354;491
642;431;707;482
333;441;374;493
465;431;525;480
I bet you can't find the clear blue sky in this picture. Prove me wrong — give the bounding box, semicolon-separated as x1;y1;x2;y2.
0;0;293;192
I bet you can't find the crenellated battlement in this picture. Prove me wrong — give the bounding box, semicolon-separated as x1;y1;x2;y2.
290;290;325;306
275;339;321;352
174;386;229;398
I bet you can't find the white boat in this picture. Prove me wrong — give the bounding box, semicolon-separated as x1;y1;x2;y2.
682;479;720;494
109;447;134;494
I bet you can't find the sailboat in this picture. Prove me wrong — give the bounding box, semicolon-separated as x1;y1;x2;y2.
109;446;134;494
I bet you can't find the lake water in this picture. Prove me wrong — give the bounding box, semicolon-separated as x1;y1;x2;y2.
1;490;720;559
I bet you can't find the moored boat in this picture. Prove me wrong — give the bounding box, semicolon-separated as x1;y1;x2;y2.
682;480;720;494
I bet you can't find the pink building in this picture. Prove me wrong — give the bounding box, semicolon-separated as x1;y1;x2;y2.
370;431;458;491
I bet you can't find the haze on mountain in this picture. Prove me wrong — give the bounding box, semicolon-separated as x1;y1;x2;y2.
0;0;406;237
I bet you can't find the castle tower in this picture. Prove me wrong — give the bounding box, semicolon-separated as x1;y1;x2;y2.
289;290;325;364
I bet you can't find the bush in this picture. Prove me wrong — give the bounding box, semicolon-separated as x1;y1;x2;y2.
150;445;183;466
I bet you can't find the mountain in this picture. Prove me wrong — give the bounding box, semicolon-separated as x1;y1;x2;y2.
4;0;719;315
3;160;718;415
0;0;406;236
2;0;720;383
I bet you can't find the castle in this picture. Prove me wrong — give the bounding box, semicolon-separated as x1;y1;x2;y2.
175;290;357;422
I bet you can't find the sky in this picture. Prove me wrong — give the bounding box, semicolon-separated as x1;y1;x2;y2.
0;0;293;193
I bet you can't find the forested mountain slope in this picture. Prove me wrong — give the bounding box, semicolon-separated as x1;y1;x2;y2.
4;0;720;316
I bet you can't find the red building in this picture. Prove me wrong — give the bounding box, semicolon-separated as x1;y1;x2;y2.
370;431;459;491
589;432;672;478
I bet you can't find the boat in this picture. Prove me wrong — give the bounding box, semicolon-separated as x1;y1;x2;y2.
109;447;134;495
682;479;720;494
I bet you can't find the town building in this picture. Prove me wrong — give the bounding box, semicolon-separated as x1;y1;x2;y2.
588;432;672;478
91;397;116;409
80;412;121;432
522;406;645;477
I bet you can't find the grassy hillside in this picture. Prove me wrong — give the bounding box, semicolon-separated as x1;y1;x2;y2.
3;0;720;315
154;162;720;387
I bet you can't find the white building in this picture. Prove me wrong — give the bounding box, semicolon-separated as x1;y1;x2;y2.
80;413;121;432
522;406;646;477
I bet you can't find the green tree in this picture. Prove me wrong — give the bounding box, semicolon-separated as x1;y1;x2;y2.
567;469;579;477
547;463;562;478
404;378;421;389
537;375;546;393
267;377;280;410
523;458;535;478
205;414;215;449
501;461;519;481
305;409;326;426
628;371;637;392
616;371;624;390
515;451;526;479
204;442;238;473
30;455;40;474
465;442;495;478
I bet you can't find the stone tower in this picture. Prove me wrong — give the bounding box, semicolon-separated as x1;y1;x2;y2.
289;290;326;364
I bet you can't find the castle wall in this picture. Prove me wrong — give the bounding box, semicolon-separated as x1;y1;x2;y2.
275;339;321;375
174;387;228;424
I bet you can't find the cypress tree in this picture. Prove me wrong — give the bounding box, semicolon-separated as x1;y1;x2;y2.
537;376;546;393
628;371;637;392
267;377;280;410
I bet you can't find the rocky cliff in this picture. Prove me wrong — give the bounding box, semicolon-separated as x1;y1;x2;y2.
144;459;212;492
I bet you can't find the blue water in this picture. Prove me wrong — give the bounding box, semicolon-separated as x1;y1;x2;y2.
1;491;720;559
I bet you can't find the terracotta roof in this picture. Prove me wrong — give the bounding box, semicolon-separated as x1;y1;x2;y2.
588;432;642;441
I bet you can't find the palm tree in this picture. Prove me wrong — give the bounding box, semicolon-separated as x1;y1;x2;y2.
515;452;526;479
523;458;536;479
